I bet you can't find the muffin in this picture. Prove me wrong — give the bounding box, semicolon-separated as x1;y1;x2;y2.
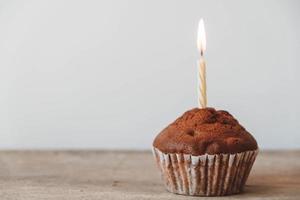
152;107;258;196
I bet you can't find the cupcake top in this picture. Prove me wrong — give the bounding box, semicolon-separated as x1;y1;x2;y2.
153;107;258;155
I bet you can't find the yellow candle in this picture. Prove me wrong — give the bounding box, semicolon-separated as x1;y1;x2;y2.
197;18;207;108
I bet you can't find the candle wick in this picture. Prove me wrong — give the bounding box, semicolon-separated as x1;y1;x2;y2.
200;50;204;57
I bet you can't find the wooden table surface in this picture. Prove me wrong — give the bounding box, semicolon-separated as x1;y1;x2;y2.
0;150;299;200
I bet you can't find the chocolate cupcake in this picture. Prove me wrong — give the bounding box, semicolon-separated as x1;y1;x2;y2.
153;107;258;196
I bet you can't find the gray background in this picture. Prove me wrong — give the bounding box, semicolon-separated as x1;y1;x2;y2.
0;0;299;150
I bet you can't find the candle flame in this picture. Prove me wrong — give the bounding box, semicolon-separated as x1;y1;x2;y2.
197;18;206;54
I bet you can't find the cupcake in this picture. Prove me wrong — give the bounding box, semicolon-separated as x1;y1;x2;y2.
152;107;258;196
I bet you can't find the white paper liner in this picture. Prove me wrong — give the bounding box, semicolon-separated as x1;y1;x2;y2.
153;147;258;196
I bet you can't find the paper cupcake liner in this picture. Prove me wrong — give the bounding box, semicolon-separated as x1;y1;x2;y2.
153;147;258;196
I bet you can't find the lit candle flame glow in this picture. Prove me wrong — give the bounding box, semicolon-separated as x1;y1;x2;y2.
197;18;206;55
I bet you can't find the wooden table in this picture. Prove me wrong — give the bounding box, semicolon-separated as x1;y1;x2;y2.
0;151;299;200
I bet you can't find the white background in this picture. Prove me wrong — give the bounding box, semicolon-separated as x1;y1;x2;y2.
0;0;299;150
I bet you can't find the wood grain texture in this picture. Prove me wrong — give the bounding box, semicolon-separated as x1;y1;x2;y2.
0;150;299;200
